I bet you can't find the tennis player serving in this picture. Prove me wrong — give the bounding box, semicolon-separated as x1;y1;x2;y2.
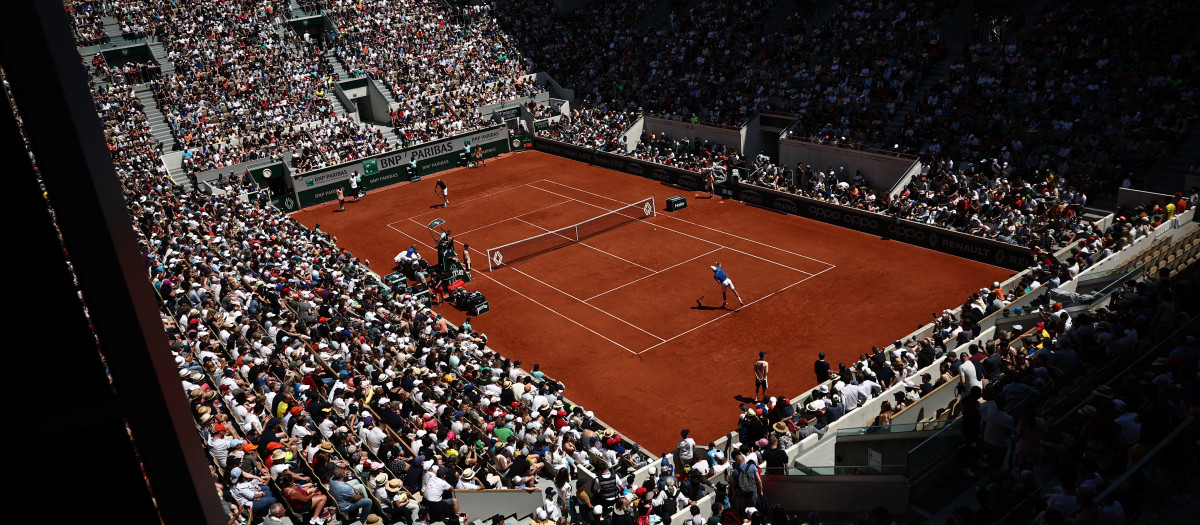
435;178;449;207
711;262;744;309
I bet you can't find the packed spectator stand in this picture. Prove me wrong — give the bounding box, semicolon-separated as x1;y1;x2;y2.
53;0;1200;524
69;22;656;525
888;0;1200;194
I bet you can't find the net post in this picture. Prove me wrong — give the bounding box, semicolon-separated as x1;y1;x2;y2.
650;197;656;217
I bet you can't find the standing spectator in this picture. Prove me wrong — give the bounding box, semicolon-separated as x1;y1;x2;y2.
592;462;623;513
814;352;831;384
676;429;695;470
732;454;762;511
761;435;788;475
753;352;769;402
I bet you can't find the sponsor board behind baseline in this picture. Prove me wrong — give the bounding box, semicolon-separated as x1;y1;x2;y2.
293;126;510;207
531;137;740;199
531;137;1028;269
532;138;695;186
737;184;1030;270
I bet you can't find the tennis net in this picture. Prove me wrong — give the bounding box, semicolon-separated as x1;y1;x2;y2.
486;197;655;271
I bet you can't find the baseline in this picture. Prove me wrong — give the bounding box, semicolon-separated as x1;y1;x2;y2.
635;265;837;355
454;200;574;237
385;182;542;227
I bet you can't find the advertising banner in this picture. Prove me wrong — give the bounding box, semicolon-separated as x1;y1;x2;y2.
532;138;695;188
295;126;510;208
741;184;1030;270
529;138;1028;270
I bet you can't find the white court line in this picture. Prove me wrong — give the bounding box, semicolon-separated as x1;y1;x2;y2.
635;265;836;355
385;182;538;228
512;217;657;272
537;179;838;268
585;247;723;301
454;200;574;236
385;222;640;355
511;267;666;342
527;184;816;276
382;180;837;357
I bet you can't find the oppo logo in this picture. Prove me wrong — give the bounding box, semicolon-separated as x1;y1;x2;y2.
627;163;644;176
678;176;698;190
651;169;670;181
886;224;927;241
739;191;763;204
807;206;842;220
842;215;878;229
772;199;799;214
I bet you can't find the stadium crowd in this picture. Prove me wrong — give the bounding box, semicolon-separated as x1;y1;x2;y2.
687;237;1197;523
65;0;110;46
537;102;641;153
767;0;952;143
80;52;659;525
57;1;1200;523
320;0;543;149
536;0;1197;255
889;0;1199;194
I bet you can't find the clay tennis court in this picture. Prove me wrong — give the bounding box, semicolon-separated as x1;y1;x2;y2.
293;151;1013;453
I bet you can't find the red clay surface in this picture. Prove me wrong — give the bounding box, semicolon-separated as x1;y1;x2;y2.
292;151;1014;454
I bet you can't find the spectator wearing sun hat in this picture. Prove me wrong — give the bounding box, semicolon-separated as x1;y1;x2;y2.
772;420;793;448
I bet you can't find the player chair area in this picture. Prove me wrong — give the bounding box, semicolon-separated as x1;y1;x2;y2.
384;179;836;356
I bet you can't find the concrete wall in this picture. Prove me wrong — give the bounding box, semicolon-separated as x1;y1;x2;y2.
889;159;925;197
741;112;762;159
835;432;939;470
1117;187;1175;209
332;84;359;122
778;137;914;190
549;98;570;116
761;473;909;514
622;116;645;153
366;79;391;124
793;435;837;469
644;116;744;154
533;72;576;105
456;489;544;523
